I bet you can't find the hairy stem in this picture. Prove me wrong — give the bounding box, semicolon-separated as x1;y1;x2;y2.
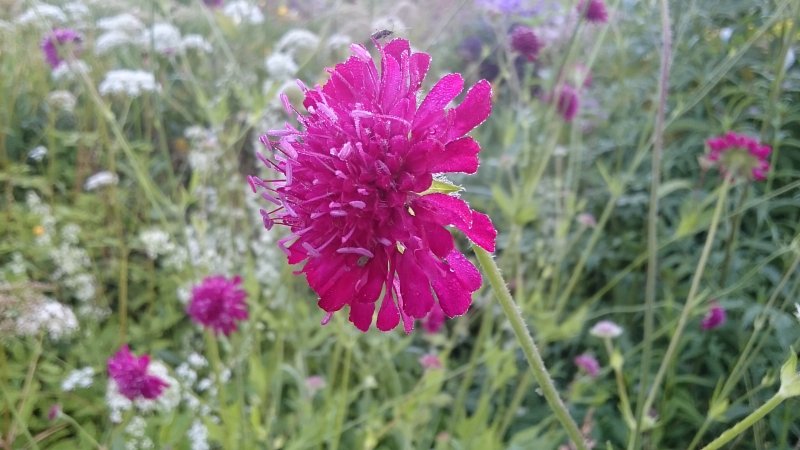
474;247;588;450
701;392;785;450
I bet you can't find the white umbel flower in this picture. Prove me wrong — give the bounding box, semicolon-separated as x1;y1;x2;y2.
181;34;213;53
47;90;78;112
97;13;144;33
16;299;78;340
265;52;298;80
99;70;160;97
138;228;173;259
62;367;95;391
52;60;90;82
95;30;139;55
222;1;265;25
16;4;67;26
141;22;182;54
84;171;119;190
277;29;320;55
188;420;210;450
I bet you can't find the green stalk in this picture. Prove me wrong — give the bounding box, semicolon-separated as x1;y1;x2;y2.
700;392;785;450
61;413;103;449
633;0;672;445
639;175;734;428
473;247;588;450
605;339;635;431
719;183;749;287
205;330;233;449
329;345;352;450
451;307;494;424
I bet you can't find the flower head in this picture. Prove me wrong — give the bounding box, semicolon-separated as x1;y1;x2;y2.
422;304;446;333
589;320;623;338
701;301;726;330
41;28;82;69
250;38;496;333
705;132;771;181
555;84;580;122
419;353;443;370
509;26;541;62
305;375;327;396
188;275;249;336
574;353;600;377
107;346;169;400
578;0;608;23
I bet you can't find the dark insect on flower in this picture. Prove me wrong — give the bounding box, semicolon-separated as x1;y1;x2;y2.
371;29;394;41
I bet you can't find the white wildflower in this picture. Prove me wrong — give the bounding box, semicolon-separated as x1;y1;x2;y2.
84;171;118;190
265;52;298;80
181;34;212;53
47;90;77;112
16;4;67;26
63;2;90;21
277;29;320;55
97;13;144;33
138;228;173;259
124;416;153;450
94;30;139;55
188;420;210;450
65;273;96;302
196;378;213;392
16;299;78;340
719;27;733;43
62;367;95;391
175;363;198;386
140;22;182;54
794;303;800;322
589;320;623;339
28;146;48;162
222;1;265;25
52;60;90;82
187;353;207;368
98;70;160;97
177;285;191;305
326;33;352;51
7;252;27;276
785;48;796;71
61;223;81;244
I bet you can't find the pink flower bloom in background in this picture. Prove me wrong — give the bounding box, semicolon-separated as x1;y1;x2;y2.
589;320;623;338
250;38;496;333
555;84;579;122
41;28;82;69
509;26;541;61
422;303;446;334
578;0;608;23
419;353;443;370
705;132;771;181
574;353;600;377
576;212;597;228
47;404;61;421
701;301;726;330
188;275;249;336
304;375;327;396
107;346;168;400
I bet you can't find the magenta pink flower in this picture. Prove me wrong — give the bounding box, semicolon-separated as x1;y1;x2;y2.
510;26;541;62
555;84;580;122
107;346;168;400
701;301;726;330
574;353;600;378
422;303;446;334
41;28;82;69
250;38;496;333
419;353;443;370
705;132;771;181
578;0;608;23
188;275;249;336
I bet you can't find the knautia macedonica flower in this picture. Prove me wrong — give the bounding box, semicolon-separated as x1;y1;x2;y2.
188;275;249;336
250;38;496;332
705;132;771;181
589;320;623;338
574;353;600;377
555;84;579;122
509;26;541;62
107;346;169;400
41;28;82;69
701;300;726;331
578;0;608;23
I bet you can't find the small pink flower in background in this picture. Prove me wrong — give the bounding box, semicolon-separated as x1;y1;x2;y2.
701;301;726;330
589;320;623;339
578;0;609;23
422;304;445;334
509;26;541;62
250;38;496;333
107;346;169;400
555;84;579;122
305;375;327;396
47;404;61;421
188;275;249;336
574;353;600;378
41;28;82;69
419;353;443;370
705;132;771;181
577;212;597;228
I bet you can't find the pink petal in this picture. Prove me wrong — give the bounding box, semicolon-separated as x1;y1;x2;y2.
428;137;481;174
445;250;482;292
409;52;431;92
413;73;464;133
425;224;454;258
468;210;497;252
348;302;375;332
431;272;472;317
415;193;497;252
376;290;399;331
447;80;492;140
397;254;435;319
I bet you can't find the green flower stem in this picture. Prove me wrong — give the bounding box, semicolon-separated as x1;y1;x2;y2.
605;339;635;430
701;392;785;450
639;175;734;427
205;330;233;449
61;413;103;449
474;247;588;450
